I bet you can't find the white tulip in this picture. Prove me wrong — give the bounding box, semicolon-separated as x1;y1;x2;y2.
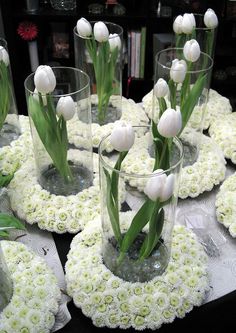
173;15;183;34
144;170;174;202
110;121;135;152
34;65;56;94
182;13;196;34
170;59;187;83
144;170;166;202
157;108;182;138
94;21;109;43
154;78;169;98
109;33;121;51
76;17;92;37
56;96;76;121
160;174;175;202
183;39;200;62
0;46;9;66
204;8;218;29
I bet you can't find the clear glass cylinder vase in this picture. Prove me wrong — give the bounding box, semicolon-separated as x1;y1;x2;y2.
154;48;213;166
99;126;183;282
0;242;13;312
74;22;123;125
0;38;20;148
24;66;93;196
174;13;217;59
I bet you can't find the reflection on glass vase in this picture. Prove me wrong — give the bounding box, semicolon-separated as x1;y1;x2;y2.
0;243;13;312
74;21;123;125
0;38;20;148
153;47;213;167
24;66;93;196
99;126;183;282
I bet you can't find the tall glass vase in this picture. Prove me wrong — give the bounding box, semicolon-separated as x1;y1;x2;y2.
0;38;20;148
74;22;123;125
99;126;183;282
154;48;213;166
24;67;93;196
175;14;217;59
0;242;13;312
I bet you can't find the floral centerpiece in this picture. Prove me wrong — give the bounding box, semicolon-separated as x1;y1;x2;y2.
24;65;93;196
173;8;218;58
0;39;20;148
99;110;183;281
153;37;213;166
74;18;123;125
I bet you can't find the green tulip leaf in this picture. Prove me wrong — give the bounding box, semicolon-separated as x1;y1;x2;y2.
0;213;26;231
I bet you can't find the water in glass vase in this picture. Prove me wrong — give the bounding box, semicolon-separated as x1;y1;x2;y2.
0;123;20;148
103;233;169;283
39;163;93;196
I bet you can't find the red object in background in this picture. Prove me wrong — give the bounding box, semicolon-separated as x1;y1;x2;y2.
17;21;38;41
105;0;118;4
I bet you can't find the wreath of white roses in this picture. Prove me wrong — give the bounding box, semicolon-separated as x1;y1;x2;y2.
215;172;236;237
67;96;149;152
0;240;61;333
209;113;236;165
65;213;209;330
121;132;226;199
142;89;232;130
0;116;33;176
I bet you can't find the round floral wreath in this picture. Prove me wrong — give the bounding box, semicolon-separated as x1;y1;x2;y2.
142;88;232;131
67;96;149;151
0;240;61;333
0;116;33;176
215;172;236;237
8;153;101;234
65;213;209;330
209;113;236;165
121;132;226;199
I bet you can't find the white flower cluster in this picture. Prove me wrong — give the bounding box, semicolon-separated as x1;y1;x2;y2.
209;113;236;164
215;172;236;237
7;152;125;234
121;132;226;199
65;214;208;330
0;116;33;176
142;88;232;130
8;154;101;234
0;240;61;333
67;95;149;152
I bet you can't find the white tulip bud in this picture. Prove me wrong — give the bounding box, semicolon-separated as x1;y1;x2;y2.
170;59;187;83
183;39;200;62
154;78;169;98
182;13;196;34
110;121;135;152
144;170;174;202
76;17;92;37
160;174;175;202
0;46;9;66
109;33;121;51
144;170;166;202
157;108;182;138
173;15;183;34
34;65;56;94
94;21;109;43
56;96;76;121
204;8;218;29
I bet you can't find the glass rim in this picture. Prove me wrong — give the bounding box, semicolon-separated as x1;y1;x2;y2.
73;21;123;40
98;126;183;179
155;47;214;73
24;66;90;97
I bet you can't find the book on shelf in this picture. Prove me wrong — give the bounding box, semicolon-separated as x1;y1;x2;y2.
127;26;147;79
